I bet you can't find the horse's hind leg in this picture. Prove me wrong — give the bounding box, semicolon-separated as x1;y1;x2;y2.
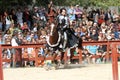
60;52;64;64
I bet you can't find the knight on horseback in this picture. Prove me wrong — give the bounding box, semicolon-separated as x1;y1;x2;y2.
45;7;83;70
57;8;69;50
57;8;81;50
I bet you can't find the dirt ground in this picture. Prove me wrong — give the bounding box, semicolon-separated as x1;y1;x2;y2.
3;62;120;80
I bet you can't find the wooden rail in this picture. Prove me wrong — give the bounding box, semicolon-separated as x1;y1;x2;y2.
0;40;120;80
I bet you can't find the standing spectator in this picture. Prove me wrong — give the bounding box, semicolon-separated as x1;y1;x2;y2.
3;11;12;33
32;6;40;24
67;5;76;24
94;9;99;23
23;7;32;30
47;1;56;23
112;10;119;23
75;5;83;23
16;8;23;27
0;13;3;30
0;30;3;44
104;9;113;22
11;30;22;67
10;9;17;25
38;7;47;28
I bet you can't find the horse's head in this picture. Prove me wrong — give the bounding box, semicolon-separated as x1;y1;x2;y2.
47;22;61;48
50;23;57;36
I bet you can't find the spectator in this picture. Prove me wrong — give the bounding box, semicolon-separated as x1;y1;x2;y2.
23;7;32;30
3;11;12;32
32;22;38;33
90;29;98;41
0;14;2;30
75;5;83;22
10;9;17;25
96;45;107;63
85;43;99;63
82;49;92;64
16;8;23;27
21;22;29;32
67;5;76;24
47;1;56;23
11;30;22;67
32;6;41;24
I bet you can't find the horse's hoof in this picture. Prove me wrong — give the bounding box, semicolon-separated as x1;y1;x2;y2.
44;65;49;71
51;64;57;70
44;67;49;71
64;63;68;68
51;66;57;70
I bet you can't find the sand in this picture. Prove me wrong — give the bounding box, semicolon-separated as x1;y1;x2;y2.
3;63;120;80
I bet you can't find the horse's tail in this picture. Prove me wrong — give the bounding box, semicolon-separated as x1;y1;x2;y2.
77;37;83;50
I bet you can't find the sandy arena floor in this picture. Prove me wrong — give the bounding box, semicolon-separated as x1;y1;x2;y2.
3;63;120;80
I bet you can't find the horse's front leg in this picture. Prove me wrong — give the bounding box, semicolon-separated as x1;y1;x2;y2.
52;52;58;64
60;52;65;64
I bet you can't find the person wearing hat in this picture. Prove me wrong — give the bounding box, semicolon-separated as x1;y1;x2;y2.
11;30;22;67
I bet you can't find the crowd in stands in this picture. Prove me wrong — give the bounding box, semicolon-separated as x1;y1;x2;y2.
0;4;120;67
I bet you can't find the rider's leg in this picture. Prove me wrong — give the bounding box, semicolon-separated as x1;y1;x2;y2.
63;32;67;49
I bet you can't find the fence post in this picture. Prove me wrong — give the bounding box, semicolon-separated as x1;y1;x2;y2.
64;50;68;65
106;41;110;62
112;43;119;80
35;48;39;67
78;49;82;64
0;45;4;80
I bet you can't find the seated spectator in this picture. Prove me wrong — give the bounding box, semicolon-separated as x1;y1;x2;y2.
32;22;38;33
26;32;35;43
100;23;107;34
22;48;28;67
21;22;29;32
2;49;11;68
27;47;35;66
85;44;99;64
96;45;107;63
106;30;112;40
90;29;98;41
98;15;105;26
82;49;92;64
98;31;104;41
2;49;11;59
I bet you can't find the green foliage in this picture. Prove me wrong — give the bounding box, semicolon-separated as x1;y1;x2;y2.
0;0;120;10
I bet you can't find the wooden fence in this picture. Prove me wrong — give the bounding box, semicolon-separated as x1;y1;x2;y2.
0;40;120;80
